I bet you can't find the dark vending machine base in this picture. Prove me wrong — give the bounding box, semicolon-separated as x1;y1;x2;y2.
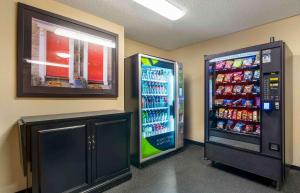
205;143;283;185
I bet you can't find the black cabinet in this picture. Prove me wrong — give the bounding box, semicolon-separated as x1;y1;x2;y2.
19;111;132;193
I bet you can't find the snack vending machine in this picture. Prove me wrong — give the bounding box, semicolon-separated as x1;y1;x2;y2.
204;41;293;188
125;54;184;167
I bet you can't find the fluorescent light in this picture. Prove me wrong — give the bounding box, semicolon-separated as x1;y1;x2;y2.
25;59;69;68
54;28;116;48
56;52;70;59
133;0;185;21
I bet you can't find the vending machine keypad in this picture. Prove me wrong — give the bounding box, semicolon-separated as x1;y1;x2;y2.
262;73;280;110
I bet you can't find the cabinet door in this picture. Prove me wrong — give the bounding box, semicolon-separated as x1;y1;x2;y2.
92;117;130;183
32;121;92;193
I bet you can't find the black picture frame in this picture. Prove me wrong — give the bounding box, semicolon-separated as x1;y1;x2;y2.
17;3;119;97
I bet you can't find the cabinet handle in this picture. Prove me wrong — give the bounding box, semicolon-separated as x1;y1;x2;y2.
38;125;86;133
88;136;92;150
92;135;96;150
95;119;127;126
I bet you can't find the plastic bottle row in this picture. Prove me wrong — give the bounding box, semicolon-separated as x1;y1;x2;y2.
142;68;170;81
142;96;168;109
142;82;168;95
143;123;171;138
142;110;168;124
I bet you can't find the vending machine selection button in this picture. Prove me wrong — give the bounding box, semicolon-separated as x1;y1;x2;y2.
275;102;280;110
263;102;271;110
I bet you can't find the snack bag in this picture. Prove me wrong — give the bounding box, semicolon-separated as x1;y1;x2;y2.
224;73;233;83
223;99;233;106
237;110;242;120
232;109;238;120
215;61;225;70
215;99;224;106
253;110;258;122
248;111;253;121
232;99;243;107
245;125;254;133
242;110;248;121
223;109;228;118
232;59;243;68
232;71;243;82
253;69;260;80
233;85;243;94
216;74;225;83
243;99;254;108
223;85;233;95
227;109;233;119
243;71;253;81
224;60;233;69
218;108;225;118
254;125;261;135
217;121;225;129
233;122;245;132
216;86;225;95
225;120;234;130
242;57;254;67
255;97;260;108
232;98;243;106
243;84;254;94
253;86;260;93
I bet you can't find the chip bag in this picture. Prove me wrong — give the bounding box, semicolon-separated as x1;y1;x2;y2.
245;125;254;133
225;120;234;130
215;99;224;106
242;57;254;67
243;71;253;81
237;110;242;120
232;71;243;82
216;74;225;83
216;61;225;70
218;108;225;118
217;121;225;129
223;85;233;95
232;109;238;120
224;73;233;83
243;84;254;94
224;60;233;69
242;110;248;121
233;85;243;94
232;59;243;68
253;69;260;80
216;86;225;95
233;122;245;132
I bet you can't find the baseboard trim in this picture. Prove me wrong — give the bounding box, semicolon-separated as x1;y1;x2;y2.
184;139;204;147
286;164;300;171
15;188;31;193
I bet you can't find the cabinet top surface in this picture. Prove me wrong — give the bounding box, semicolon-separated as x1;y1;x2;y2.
20;110;131;125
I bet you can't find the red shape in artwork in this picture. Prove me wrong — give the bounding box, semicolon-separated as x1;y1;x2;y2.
88;43;103;82
46;31;69;78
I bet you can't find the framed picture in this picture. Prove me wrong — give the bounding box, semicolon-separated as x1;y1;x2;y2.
17;3;118;97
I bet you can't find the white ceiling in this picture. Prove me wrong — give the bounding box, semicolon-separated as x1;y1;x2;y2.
56;0;300;50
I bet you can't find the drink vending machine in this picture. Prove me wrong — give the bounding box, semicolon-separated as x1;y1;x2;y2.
125;54;184;167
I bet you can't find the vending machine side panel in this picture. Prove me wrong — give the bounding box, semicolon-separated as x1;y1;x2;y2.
176;62;184;149
124;55;140;164
284;44;293;166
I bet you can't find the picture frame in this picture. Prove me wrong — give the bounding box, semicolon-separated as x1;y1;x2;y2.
17;3;118;97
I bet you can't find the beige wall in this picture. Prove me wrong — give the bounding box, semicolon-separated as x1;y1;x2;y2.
125;38;169;59
0;0;124;192
169;15;300;167
1;0;300;192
